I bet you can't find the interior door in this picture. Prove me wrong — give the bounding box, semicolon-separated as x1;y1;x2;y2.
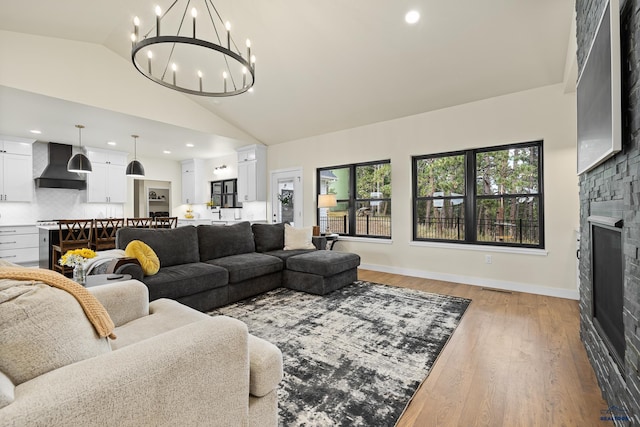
270;168;303;225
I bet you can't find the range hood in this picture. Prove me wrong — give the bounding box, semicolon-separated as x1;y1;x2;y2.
34;143;87;190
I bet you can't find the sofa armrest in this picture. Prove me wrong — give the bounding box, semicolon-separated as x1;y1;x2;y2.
248;335;283;397
88;280;149;327
107;257;144;281
0;317;251;427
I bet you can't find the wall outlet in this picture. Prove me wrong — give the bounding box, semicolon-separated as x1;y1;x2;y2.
485;254;492;264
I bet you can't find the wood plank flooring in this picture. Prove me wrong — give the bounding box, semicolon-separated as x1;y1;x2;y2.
356;269;609;427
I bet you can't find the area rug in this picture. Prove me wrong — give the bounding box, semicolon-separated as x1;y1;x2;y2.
209;281;471;426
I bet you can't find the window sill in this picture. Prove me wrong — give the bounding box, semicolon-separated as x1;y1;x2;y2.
409;240;548;256
338;236;393;245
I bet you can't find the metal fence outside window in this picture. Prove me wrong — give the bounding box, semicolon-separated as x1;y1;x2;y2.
415;217;539;244
320;214;391;237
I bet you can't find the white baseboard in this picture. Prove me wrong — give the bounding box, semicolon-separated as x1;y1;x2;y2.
359;263;579;300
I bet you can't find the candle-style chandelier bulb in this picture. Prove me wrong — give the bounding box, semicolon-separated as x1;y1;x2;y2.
131;0;255;97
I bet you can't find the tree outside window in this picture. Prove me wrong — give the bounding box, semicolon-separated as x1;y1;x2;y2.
413;141;543;248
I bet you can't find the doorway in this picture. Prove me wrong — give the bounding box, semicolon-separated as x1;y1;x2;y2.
270;168;303;225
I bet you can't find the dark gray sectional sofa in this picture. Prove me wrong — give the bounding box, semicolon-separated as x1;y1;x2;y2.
115;222;360;312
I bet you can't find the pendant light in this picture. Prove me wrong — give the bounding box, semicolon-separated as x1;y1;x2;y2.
67;124;92;173
126;134;145;177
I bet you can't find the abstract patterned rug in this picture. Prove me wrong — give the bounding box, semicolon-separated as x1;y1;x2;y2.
209;281;471;426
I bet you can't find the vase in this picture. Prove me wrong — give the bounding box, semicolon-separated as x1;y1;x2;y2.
73;263;87;286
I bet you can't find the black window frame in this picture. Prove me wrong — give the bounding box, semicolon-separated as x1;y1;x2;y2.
316;159;391;239
412;140;544;249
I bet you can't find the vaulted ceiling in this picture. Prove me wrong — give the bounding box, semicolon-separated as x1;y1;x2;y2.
0;0;576;160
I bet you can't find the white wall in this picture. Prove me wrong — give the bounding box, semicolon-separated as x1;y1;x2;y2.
268;83;579;299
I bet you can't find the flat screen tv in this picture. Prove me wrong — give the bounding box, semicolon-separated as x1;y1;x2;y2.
577;0;622;175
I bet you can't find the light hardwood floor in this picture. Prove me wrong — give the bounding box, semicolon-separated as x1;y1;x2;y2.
356;269;609;427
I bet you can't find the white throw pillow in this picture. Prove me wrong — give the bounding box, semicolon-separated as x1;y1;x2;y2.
284;224;316;250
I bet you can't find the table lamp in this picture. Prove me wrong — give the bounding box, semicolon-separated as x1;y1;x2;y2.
318;194;337;234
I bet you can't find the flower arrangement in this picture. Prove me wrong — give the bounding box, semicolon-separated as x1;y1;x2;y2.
59;248;97;267
278;193;292;206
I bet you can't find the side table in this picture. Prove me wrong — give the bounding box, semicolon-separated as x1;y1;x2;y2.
85;274;132;288
325;233;339;250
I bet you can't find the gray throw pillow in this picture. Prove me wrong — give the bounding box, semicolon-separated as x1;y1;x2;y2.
252;223;285;253
198;221;255;260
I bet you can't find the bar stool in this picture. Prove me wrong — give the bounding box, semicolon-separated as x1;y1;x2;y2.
91;218;124;251
51;219;93;275
126;217;153;228
154;216;178;228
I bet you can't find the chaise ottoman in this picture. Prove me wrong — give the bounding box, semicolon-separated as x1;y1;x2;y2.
283;251;360;295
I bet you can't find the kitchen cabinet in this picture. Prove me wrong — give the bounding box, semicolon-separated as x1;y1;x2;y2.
86;148;127;203
0;225;39;265
0;137;34;202
236;144;266;204
181;159;207;204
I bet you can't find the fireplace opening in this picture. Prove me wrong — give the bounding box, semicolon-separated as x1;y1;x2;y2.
590;220;625;369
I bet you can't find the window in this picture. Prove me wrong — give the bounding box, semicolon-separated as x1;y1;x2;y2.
412;141;543;248
317;160;391;238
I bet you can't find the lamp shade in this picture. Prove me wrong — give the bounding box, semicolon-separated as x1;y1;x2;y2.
67;153;92;173
126;160;145;177
318;194;337;208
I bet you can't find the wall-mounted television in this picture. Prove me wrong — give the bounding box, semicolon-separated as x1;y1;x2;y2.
577;0;622;175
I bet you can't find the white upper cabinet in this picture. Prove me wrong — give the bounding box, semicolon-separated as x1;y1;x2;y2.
0;137;34;202
86;148;127;203
236;144;266;203
181;159;207;204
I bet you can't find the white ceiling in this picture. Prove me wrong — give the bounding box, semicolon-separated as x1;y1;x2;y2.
0;0;576;160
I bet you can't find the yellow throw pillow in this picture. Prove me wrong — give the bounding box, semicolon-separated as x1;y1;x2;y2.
125;240;160;276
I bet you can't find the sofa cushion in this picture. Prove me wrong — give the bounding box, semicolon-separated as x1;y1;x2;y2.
143;262;228;301
284;224;315;250
125;240;160;275
198;222;255;260
117;226;200;267
252;223;285;253
0;280;111;385
286;251;361;277
264;249;316;266
0;371;14;409
207;253;283;283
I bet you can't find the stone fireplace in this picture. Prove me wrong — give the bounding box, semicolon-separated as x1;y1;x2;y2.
577;0;640;424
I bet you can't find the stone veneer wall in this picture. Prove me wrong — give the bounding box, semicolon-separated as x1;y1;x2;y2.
577;0;640;424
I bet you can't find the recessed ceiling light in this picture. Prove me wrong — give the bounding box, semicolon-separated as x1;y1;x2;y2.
163;150;171;154
186;143;194;148
29;129;42;134
107;141;117;146
405;10;420;24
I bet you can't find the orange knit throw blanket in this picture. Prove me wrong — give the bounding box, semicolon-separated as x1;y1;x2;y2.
0;267;116;339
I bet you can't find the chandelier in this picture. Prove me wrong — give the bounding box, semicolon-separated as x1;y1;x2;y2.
131;1;256;97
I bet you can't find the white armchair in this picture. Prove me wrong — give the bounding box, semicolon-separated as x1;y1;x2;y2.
0;280;282;427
